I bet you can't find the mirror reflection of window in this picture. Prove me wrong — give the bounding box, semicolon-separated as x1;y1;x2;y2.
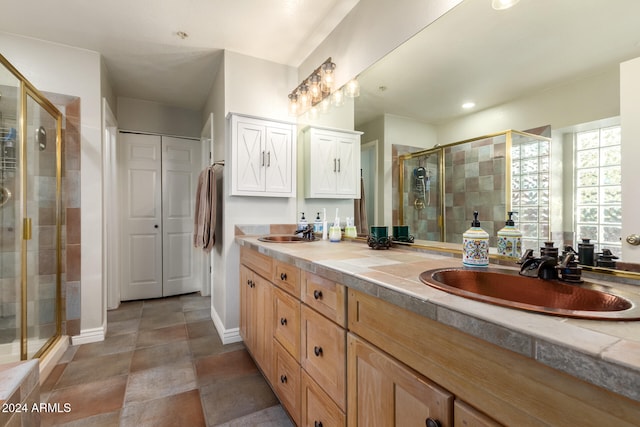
574;126;622;258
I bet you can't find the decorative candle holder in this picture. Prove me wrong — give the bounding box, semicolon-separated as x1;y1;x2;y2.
368;226;391;250
392;225;414;243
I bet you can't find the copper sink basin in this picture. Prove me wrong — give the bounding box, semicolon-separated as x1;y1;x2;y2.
258;235;313;243
419;267;640;320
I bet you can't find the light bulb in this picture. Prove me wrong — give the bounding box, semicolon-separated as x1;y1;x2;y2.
288;93;299;116
345;79;360;98
309;74;322;102
321;61;336;92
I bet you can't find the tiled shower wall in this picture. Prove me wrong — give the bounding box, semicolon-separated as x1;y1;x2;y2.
62;98;81;337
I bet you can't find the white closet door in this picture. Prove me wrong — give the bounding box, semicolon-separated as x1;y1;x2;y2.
162;136;201;296
119;133;202;301
120;133;163;300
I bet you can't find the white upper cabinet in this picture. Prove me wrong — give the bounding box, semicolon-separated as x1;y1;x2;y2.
230;114;296;197
303;127;362;198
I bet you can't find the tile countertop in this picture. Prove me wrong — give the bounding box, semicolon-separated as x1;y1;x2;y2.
236;236;640;403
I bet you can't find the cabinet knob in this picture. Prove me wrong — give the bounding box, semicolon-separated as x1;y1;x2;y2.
314;346;323;357
280;317;287;326
280;272;287;281
154;224;159;229
314;422;323;427
626;234;640;245
313;289;323;300
280;374;287;384
426;418;441;427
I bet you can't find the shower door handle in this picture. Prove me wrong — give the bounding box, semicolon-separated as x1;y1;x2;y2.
23;217;32;240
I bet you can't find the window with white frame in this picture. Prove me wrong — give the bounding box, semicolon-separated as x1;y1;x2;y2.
574;125;622;258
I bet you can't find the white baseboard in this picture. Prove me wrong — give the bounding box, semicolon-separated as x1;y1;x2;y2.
71;325;106;345
210;306;242;345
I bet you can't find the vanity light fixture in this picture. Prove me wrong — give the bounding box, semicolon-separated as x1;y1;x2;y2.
288;58;359;116
491;0;520;11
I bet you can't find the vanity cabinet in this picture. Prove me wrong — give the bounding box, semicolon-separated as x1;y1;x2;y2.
348;334;453;427
303;127;361;198
240;248;347;426
230;113;296;197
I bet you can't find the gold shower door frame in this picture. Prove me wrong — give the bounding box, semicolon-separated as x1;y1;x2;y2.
1;54;63;360
398;129;549;247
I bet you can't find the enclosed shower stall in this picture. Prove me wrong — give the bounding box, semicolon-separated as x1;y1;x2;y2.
0;55;63;363
399;130;550;249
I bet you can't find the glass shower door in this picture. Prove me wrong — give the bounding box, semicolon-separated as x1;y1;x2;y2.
24;90;61;358
0;63;21;363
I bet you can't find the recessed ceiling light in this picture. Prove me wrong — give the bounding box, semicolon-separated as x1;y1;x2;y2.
176;31;189;40
492;0;520;11
462;102;476;109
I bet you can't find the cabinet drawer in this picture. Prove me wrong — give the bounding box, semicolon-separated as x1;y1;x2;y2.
273;260;301;297
301;371;346;427
301;305;346;411
273;340;301;426
273;287;301;360
302;271;346;327
240;246;272;280
454;400;503;427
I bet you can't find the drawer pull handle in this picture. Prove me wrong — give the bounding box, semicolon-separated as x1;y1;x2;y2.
313;290;323;300
280;317;287;326
280;374;287;384
280;272;287;281
426;418;441;427
314;422;323;427
314;346;323;357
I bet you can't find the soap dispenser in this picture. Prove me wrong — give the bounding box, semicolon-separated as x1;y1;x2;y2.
313;212;323;233
463;211;489;267
497;211;522;259
298;212;308;231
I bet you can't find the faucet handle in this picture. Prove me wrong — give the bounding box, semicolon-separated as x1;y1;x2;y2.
518;249;534;265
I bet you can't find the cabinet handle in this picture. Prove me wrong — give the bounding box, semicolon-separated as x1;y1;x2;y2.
267;151;271;167
333;158;337;172
262;150;265;166
313;290;323;300
338;158;341;172
426;418;441;427
280;374;287;384
314;346;323;357
280;317;287;326
314;422;323;427
280;272;287;281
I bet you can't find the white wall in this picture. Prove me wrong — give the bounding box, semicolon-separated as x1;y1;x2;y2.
1;31;106;341
435;66;620;144
620;57;640;263
203;51;298;342
117;97;202;138
299;0;463;91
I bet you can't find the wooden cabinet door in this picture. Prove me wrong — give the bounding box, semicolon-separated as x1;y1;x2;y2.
302;371;346;427
253;274;273;382
348;333;453;427
274;340;301;425
273;287;301;360
239;265;253;346
301;305;346;411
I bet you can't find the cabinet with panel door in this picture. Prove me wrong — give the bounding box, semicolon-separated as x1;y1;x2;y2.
303;126;361;198
229;113;296;197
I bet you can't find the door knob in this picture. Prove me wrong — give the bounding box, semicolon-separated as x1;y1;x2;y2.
154;224;159;229
626;234;640;246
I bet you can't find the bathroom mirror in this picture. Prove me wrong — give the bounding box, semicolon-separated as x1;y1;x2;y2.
354;0;640;270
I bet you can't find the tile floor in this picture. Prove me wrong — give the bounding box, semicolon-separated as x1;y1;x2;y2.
40;293;294;426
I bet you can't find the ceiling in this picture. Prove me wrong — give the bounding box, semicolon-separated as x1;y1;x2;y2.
355;0;640;127
0;0;360;110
